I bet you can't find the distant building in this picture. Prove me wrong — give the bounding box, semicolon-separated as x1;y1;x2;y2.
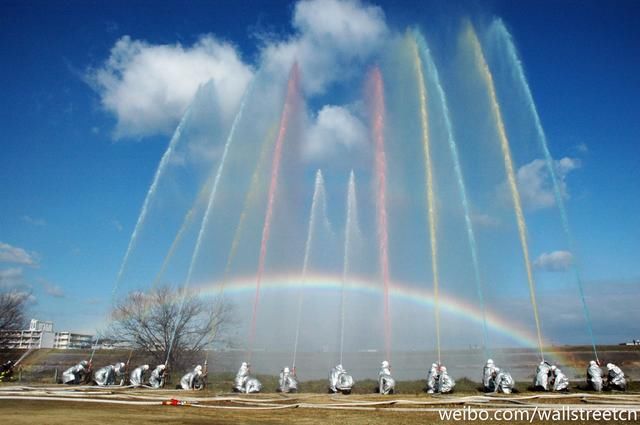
54;331;94;350
0;319;55;349
0;319;96;350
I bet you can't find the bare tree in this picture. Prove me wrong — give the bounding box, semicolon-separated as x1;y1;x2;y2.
0;290;29;346
110;285;232;370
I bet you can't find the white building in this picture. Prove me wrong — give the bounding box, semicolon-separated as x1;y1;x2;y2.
0;319;96;350
53;332;94;349
0;319;55;349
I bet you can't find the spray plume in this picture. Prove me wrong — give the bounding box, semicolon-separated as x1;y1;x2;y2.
368;67;392;361
248;62;300;358
489;19;597;362
466;22;545;362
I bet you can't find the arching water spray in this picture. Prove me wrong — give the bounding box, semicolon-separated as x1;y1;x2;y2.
368;67;392;361
151;174;215;291
413;30;490;360
339;170;359;365
409;34;441;364
466;23;545;362
165;78;255;364
112;105;193;300
292;170;326;369
222;126;278;281
489;19;598;362
248;63;300;357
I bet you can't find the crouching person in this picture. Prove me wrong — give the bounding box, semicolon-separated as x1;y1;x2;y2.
62;360;89;385
533;361;551;391
551;366;569;392
493;368;515;394
587;361;603;392
607;363;627;391
94;363;118;386
437;366;455;394
149;364;166;389
378;360;395;395
129;364;149;387
234;362;261;393
180;365;203;390
329;364;354;394
278;367;298;393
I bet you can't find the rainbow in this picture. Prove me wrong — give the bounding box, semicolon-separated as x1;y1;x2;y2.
195;273;572;365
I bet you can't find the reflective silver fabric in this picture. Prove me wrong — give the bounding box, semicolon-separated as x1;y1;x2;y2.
552;369;569;391
180;367;202;390
130;365;148;387
587;362;603;392
278;369;298;393
94;365;115;386
483;361;497;391
534;362;551;391
437;369;455;394
329;365;353;393
426;365;438;393
62;363;87;384
495;371;514;394
149;365;165;389
608;364;626;390
234;363;250;392
245;377;262;393
378;364;395;395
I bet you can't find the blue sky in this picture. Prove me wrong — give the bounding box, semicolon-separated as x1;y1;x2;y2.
1;0;639;348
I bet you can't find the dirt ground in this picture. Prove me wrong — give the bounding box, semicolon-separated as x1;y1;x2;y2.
1;389;639;425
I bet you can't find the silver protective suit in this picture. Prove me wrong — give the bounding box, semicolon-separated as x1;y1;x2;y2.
534;362;551;391
234;362;250;392
426;364;438;394
278;368;298;393
378;362;395;395
130;365;149;387
552;369;569;391
483;360;498;392
495;370;514;394
149;365;166;389
180;366;203;390
114;362;126;385
245;377;262;393
329;365;353;393
437;368;455;394
587;361;602;392
94;365;115;386
62;361;88;385
607;364;626;390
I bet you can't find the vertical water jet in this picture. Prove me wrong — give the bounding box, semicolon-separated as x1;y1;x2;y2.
409;34;442;364
413;29;491;360
112;104;193;300
292;170;326;369
248;62;300;358
339;170;359;366
490;19;598;362
368;67;392;361
466;22;545;362
165;77;255;364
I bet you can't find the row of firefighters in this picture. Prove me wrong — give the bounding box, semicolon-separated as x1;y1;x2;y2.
52;358;628;394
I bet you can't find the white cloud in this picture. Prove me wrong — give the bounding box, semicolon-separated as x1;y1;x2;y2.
0;242;39;266
36;278;65;298
260;0;388;95
534;250;573;272
88;35;253;139
0;267;23;287
304;105;369;160
22;215;46;226
502;157;580;210
471;213;500;228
